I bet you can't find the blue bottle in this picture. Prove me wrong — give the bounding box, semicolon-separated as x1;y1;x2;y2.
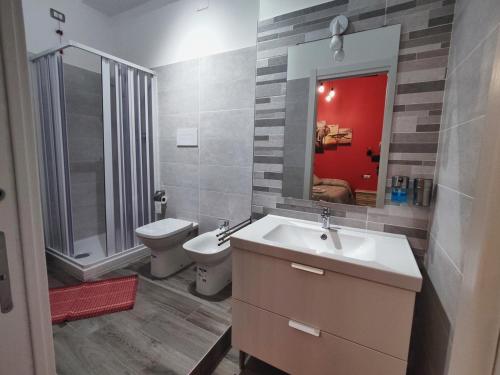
391;176;409;203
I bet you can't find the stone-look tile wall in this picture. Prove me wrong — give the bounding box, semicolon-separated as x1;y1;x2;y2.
64;64;105;241
417;0;500;374
155;47;256;233
252;0;456;256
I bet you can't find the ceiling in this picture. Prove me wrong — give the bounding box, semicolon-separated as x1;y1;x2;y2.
82;0;178;17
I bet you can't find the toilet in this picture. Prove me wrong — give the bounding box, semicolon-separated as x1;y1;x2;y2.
135;218;198;278
183;229;232;296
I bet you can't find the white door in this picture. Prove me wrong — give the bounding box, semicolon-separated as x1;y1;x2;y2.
0;0;55;374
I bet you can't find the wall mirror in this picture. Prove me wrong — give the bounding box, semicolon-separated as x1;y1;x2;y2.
282;24;400;208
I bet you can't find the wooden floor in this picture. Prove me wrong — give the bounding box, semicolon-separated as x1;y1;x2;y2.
48;258;231;375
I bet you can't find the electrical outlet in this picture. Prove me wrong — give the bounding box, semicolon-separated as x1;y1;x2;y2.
50;8;65;23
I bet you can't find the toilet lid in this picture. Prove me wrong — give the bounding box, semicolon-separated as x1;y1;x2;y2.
135;218;194;239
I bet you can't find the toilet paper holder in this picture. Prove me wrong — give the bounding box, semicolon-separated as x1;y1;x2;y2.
153;190;167;205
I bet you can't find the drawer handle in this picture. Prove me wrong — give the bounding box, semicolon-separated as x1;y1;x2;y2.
288;320;321;337
291;262;324;275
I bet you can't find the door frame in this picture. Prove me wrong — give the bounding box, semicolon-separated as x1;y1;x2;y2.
0;0;56;374
303;59;397;207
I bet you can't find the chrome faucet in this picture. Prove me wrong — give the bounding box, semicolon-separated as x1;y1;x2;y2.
321;207;331;229
320;207;342;248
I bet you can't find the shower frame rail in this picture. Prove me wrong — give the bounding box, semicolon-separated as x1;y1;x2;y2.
30;40;157;76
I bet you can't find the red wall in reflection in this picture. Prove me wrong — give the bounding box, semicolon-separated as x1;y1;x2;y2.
314;73;388;192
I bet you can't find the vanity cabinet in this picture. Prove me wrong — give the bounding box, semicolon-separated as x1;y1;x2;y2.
231;248;416;375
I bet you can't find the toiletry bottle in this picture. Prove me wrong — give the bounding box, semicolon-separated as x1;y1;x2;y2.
391;176;409;203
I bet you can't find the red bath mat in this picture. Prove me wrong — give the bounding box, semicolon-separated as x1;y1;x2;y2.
49;275;138;324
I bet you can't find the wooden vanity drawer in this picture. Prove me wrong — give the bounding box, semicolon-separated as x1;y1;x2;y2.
232;248;415;360
232;299;407;375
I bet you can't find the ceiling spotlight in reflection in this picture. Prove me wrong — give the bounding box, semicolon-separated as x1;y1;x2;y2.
326;88;335;102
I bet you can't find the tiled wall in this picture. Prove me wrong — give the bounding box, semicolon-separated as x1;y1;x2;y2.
64;64;105;241
251;0;456;256
428;0;499;325
419;0;500;373
155;47;256;233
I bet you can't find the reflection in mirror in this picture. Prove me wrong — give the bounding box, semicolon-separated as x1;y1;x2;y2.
312;74;388;207
282;25;401;208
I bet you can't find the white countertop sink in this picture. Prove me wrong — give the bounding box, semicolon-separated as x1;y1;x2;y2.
230;215;422;292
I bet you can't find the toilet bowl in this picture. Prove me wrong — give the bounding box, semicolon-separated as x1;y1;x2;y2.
183;229;231;296
135;218;198;278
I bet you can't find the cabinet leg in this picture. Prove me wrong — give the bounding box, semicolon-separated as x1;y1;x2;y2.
239;351;247;370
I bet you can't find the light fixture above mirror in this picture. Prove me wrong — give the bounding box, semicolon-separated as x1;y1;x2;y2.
329;15;348;62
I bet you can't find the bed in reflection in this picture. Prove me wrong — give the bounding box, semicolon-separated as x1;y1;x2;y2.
311;175;354;204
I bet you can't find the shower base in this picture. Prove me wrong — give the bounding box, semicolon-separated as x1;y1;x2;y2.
46;234;150;281
73;233;107;266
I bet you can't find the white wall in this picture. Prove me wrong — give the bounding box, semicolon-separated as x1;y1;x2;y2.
22;0;260;69
22;0;117;72
259;0;330;20
111;0;259;68
21;0;116;55
21;0;336;69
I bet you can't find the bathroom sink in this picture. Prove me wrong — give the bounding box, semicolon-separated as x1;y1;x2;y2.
263;223;376;262
231;215;422;291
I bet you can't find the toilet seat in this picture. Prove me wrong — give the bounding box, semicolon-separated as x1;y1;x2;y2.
135;218;194;240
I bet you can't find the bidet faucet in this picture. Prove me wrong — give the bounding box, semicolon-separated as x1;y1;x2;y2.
218;219;230;232
321;207;331;229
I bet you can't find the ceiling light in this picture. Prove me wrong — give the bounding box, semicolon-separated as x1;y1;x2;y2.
318;83;325;93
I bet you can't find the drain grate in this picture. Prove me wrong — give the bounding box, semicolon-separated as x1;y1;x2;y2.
75;253;90;259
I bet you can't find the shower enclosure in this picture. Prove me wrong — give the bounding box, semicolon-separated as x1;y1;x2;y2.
31;42;158;279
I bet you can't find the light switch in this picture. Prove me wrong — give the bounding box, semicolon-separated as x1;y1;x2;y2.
176;128;198;147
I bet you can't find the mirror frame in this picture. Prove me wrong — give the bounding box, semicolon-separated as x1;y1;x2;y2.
303;57;398;208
